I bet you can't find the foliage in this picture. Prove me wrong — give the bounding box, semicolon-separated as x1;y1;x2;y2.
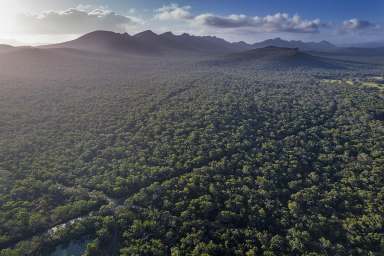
0;56;383;255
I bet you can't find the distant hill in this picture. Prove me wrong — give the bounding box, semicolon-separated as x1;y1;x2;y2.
252;38;336;51
316;47;384;57
0;44;14;53
43;31;158;55
0;45;120;80
342;41;384;48
43;30;251;56
206;46;344;69
227;46;301;61
309;47;384;65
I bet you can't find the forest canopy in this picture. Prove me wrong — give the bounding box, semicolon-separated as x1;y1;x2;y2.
0;48;383;256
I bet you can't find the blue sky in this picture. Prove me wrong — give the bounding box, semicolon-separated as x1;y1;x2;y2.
107;0;384;22
1;0;383;45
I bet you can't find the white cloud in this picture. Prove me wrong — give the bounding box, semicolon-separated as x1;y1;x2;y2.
2;3;380;45
194;13;323;33
341;18;378;31
155;4;193;21
13;6;139;34
154;5;324;34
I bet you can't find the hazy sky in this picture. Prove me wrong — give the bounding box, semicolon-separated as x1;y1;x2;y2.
1;0;383;45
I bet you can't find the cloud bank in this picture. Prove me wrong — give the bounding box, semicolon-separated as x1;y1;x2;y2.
195;13;323;33
341;18;378;31
2;3;381;45
155;4;192;20
14;6;137;34
155;4;325;33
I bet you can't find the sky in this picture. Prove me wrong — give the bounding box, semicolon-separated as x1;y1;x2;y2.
1;0;383;45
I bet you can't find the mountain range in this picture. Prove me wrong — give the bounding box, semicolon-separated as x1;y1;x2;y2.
42;30;249;56
39;30;340;56
0;30;382;60
0;30;383;70
2;30;384;60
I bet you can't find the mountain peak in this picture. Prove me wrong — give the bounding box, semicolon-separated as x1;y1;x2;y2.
161;31;175;37
80;30;120;38
319;40;334;46
72;30;132;43
134;30;158;38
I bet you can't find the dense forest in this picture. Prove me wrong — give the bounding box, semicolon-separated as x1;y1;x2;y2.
0;50;383;256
